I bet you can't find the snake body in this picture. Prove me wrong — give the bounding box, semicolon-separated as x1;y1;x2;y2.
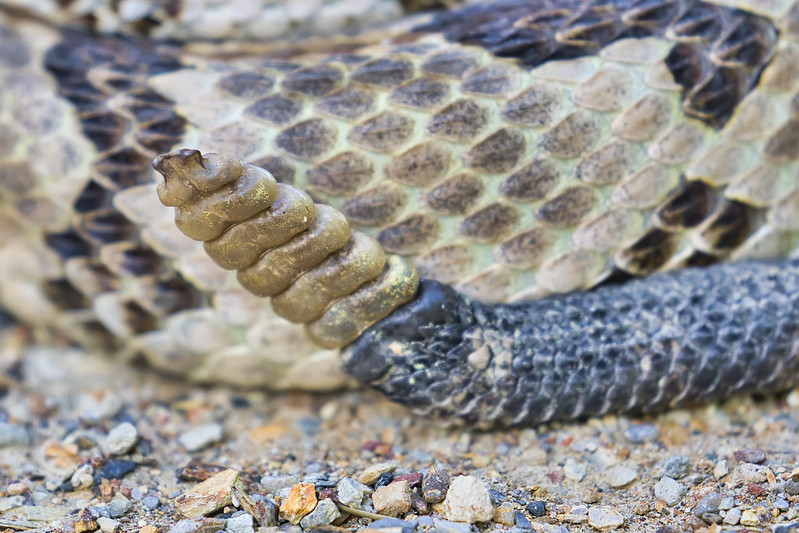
346;262;799;426
1;0;799;424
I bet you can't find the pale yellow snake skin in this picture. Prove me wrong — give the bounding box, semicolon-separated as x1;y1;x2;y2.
1;0;798;392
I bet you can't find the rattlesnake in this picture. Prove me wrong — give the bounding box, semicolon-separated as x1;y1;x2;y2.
1;0;798;426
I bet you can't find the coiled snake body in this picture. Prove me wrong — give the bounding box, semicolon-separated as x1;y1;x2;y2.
1;0;798;425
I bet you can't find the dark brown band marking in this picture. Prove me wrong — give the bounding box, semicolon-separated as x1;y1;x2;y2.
416;0;778;128
40;32;198;336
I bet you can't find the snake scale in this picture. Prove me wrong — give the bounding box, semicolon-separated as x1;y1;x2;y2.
1;0;798;426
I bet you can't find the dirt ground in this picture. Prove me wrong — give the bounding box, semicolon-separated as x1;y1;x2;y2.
1;328;798;533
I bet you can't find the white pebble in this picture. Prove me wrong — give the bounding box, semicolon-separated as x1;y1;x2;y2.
441;475;493;523
70;464;94;489
740;508;760;526
714;460;729;479
227;512;255;533
97;516;120;532
723;508;741;525
336;477;372;507
178;423;223;452
107;422;139;455
588;506;624;530
653;477;686;507
605;465;637;488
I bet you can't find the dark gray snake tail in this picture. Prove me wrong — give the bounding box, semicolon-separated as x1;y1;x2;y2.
343;260;799;426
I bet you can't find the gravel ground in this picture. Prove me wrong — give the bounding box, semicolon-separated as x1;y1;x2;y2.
1;326;799;533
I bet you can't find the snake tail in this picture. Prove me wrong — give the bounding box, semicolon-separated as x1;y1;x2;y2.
343;259;799;426
154;150;799;426
153;149;419;348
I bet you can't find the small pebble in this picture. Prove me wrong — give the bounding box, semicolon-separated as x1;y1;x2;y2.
775;497;790;510
656;456;690;480
487;489;506;506
0;495;24;512
279;483;317;524
526;501;546;518
563;458;587;482
336;477;372;507
493;503;515;526
95;460;138;481
227;512;255;533
372;480;411;517
422;466;450;504
432;518;475;533
623;424;659;444
255;497;279;527
723;508;741;525
736;463;768;483
142;496;160;510
394;472;423;488
96;517;119;533
107;422;139;455
6;482;28;495
108;498;132;519
0;422;30;447
733;448;766;464
78;391;122;422
300;499;340;529
783;480;799;495
587;506;624;530
71;464;95;490
740;508;760;527
605;465;637;488
653;477;686;507
73;511;98;533
376;472;395;488
513;511;532;529
695;492;723;524
260;475;299;495
303;462;324;476
694;491;723;517
592;449;620;471
411;491;429;515
177;423;223;452
564;513;588;524
175;469;244;519
367;517;416;533
358;463;397;486
718;497;734;510
714;460;729;479
440;476;493;524
168;518;227;533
